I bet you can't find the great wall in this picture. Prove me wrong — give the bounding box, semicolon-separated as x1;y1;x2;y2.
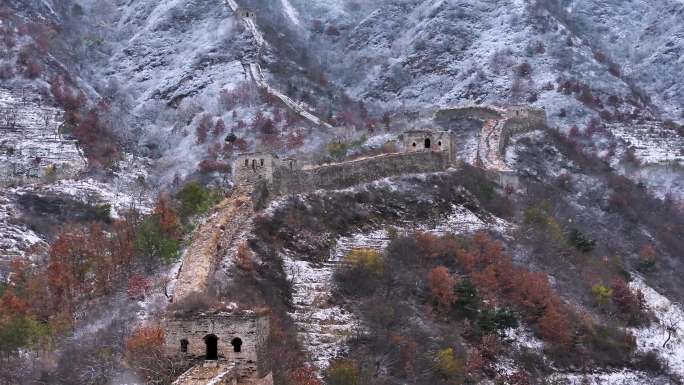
163;3;549;384
224;0;333;129
170;98;546;385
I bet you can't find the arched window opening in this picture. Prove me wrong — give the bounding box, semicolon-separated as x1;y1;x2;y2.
204;334;219;360
180;339;188;353
231;337;243;353
412;142;417;147
289;161;293;169
244;159;249;167
424;138;431;149
260;159;264;166
438;141;442;146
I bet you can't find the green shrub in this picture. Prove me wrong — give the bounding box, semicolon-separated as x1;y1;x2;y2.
568;229;596;253
337;249;386;297
71;3;84;17
177;182;217;220
325;136;367;161
94;204;112;223
0;316;49;356
591;284;613;306
326;142;349;161
44;164;57;181
434;348;465;379
135;215;181;265
477;308;519;336
326;359;359;385
454;279;479;319
345;248;385;276
523;205;563;242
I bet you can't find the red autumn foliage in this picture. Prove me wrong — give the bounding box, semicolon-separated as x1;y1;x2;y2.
198;160;232;174
196;114;212;144
126;325;165;355
236;243;255;272
287;130;305;149
611;278;644;319
154;196;181;240
127;274;151;300
213;118;226;136
639;243;656;264
506;371;532;385
50;76;85;111
415;232;443;263
72;105;120;168
289;366;322;385
427;266;456;311
538;302;572;348
0;289;30;317
23;59;41;79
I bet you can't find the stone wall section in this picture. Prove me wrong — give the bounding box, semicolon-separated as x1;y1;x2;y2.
271;151;452;195
476;106;547;172
173;190;254;303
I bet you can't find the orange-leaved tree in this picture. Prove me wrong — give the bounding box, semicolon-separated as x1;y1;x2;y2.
428;266;457;312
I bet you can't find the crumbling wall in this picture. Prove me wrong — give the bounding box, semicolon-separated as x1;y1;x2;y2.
500;107;548;151
234;154;276;186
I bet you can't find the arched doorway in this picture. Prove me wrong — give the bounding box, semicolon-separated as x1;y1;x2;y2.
424;138;431;149
180;338;189;353
231;337;243;353
204;334;218;360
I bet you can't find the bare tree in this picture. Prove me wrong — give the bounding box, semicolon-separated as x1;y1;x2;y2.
660;303;683;348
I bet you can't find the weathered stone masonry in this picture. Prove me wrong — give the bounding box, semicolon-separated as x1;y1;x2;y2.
235;130;458;194
165;310;271;382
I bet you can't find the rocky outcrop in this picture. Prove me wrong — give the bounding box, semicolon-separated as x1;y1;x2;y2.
0;88;86;187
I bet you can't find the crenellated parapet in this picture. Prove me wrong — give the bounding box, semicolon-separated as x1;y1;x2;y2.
234;129;457;195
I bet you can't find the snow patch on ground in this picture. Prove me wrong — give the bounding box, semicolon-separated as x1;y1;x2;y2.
281;0;301;27
548;370;659;385
283;252;359;370
630;277;684;379
282;203;511;371
0;192;47;277
426;203;513;237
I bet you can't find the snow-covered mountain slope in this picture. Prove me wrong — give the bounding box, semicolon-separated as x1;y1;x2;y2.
284;0;683;122
0;87;86;185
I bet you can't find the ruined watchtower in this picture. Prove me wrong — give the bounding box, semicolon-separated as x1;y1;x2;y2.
236;7;256;20
234;152;277;186
164;308;272;384
402;129;457;164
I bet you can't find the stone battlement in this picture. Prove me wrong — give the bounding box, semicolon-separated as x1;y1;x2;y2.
234;130;457;194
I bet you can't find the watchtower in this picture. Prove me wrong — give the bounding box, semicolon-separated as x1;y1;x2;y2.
236;8;256;20
402;129;457;163
164;308;271;382
234;152;277;186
